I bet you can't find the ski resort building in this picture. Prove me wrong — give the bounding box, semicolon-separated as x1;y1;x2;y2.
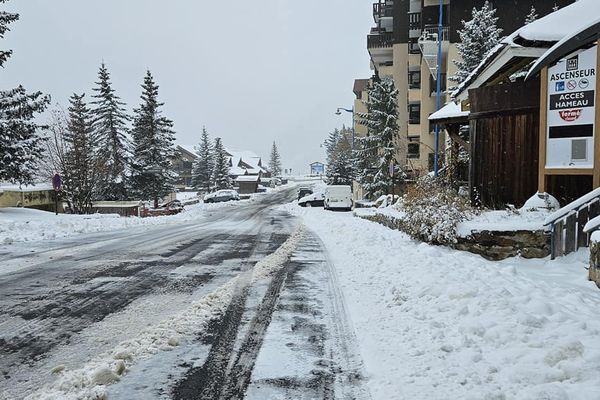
357;0;574;185
453;0;600;208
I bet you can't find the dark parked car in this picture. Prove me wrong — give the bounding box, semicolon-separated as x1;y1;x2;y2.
203;189;240;203
298;191;325;207
297;187;313;200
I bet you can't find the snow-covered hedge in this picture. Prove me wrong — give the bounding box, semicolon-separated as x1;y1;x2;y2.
400;176;477;245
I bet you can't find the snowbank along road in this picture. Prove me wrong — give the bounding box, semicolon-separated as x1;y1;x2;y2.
0;187;369;399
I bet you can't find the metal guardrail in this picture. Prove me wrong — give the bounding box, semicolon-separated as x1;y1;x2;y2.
543;189;600;259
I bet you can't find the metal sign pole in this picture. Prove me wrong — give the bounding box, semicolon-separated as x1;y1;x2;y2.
434;0;444;177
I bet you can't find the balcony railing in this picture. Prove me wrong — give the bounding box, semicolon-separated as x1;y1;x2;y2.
408;12;421;30
420;25;449;42
367;32;394;49
373;1;394;22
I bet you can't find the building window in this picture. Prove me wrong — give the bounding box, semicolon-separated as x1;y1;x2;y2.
408;39;420;54
430;73;447;95
408;103;420;124
428;152;435;172
408;136;420;159
409;70;421;89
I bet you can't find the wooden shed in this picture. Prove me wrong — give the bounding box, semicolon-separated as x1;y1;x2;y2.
468;79;541;208
235;175;261;194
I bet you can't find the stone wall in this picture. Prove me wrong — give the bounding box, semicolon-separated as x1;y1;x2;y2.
589;241;600;288
455;231;550;261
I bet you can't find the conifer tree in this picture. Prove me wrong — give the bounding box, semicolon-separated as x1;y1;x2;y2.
268;141;282;177
451;1;503;85
525;6;538;25
192;126;214;193
63;93;99;214
327;128;354;185
91;63;130;200
356;76;399;199
129;70;177;208
0;1;50;185
211;137;232;190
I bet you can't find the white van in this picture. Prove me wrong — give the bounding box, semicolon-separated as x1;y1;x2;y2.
324;185;353;211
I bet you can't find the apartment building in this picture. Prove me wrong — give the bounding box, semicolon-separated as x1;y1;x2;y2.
358;0;573;179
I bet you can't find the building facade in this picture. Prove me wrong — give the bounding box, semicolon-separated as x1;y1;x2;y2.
357;0;573;183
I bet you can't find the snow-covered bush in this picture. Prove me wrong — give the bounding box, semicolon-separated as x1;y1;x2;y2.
401;176;477;245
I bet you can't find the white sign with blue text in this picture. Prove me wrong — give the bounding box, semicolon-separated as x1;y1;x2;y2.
546;45;597;169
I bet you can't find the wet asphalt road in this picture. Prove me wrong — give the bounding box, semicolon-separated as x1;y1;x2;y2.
0;186;368;399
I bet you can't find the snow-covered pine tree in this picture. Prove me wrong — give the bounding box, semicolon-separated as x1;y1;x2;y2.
191;126;214;193
211;137;232;190
91;62;130;200
329;128;354;185
356;76;399;199
63;93;99;214
129;70;177;208
525;6;538;24
268;141;282;177
0;1;50;185
451;1;503;85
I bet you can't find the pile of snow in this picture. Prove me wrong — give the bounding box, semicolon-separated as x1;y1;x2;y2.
283;205;600;399
0;201;240;245
457;209;551;238
26;226;304;400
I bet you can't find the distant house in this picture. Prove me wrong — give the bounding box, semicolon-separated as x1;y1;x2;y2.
173;145;268;192
0;183;61;212
172;145;197;190
310;162;325;176
226;149;270;179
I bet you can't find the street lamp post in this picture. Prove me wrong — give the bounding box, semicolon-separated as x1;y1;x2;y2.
335;107;355;151
434;0;444;177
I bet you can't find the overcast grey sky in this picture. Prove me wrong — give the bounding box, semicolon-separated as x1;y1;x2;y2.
2;1;373;174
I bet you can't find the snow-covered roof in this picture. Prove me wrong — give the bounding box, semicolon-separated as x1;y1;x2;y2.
453;0;600;101
511;0;599;44
428;102;470;122
0;182;54;193
527;16;600;79
235;175;260;183
226;148;267;175
177;145;197;158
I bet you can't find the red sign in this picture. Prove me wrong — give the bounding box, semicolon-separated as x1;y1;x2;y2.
52;174;62;191
559;109;582;122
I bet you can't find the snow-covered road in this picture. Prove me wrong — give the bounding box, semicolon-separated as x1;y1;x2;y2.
0;188;304;399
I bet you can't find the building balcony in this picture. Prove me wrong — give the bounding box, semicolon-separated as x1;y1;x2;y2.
367;31;394;49
368;31;394;67
418;25;450;80
373;1;394;23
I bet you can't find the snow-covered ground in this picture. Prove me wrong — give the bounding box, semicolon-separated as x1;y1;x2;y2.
0;184;302;246
282;204;600;400
0;202;235;245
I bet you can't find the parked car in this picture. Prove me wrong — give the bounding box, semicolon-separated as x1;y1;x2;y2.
203;189;240;203
297;187;313;200
324;185;353;211
160;199;184;211
298;191;325;207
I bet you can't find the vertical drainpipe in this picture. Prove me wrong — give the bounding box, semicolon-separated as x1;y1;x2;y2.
434;0;444;177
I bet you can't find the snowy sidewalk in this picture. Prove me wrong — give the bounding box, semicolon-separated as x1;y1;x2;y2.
282;205;600;400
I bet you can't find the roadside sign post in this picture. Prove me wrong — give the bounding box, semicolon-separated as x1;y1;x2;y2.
52;173;62;215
